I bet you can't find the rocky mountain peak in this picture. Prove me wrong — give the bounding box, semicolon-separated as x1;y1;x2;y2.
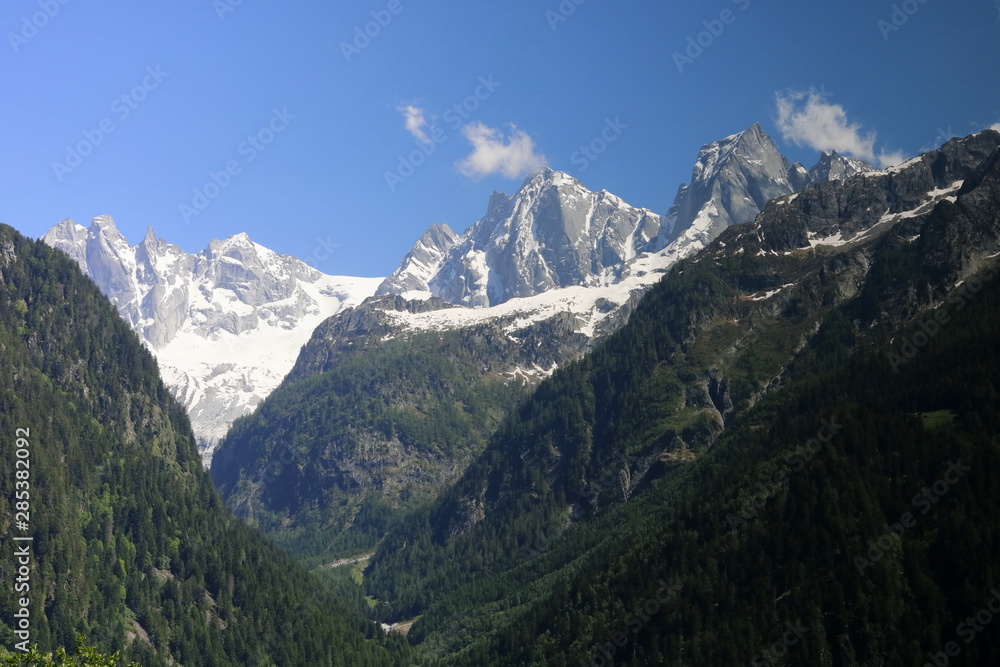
657;123;796;253
42;219;381;462
42;219;88;264
377;223;459;296
805;150;875;186
380;169;663;308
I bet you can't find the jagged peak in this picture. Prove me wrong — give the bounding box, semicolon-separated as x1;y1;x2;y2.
44;218;86;238
90;214;119;232
715;122;768;149
423;222;457;239
86;216;133;251
208;232;256;252
739;121;767;141
519;165;556;188
517;167;589;197
689;123;784;185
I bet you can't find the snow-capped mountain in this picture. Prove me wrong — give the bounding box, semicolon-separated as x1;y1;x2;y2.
658;123;874;257
660;123;795;251
376;223;458;296
803;150;876;187
379;123;871;325
379;168;664;307
356;127;769;368
42;123;877;467
43;217;380;464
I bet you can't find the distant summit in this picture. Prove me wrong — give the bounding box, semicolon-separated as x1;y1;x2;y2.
43;216;381;463
805;150;876;187
380;124;877;310
42;123;877;464
380;167;663;307
659;123;874;255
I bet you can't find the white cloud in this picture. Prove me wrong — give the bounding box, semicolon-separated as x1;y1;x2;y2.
457;122;546;179
398;104;430;144
775;89;906;168
991;122;1000;132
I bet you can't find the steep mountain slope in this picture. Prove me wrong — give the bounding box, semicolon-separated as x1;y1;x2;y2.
360;131;1000;663
0;225;406;666
376;223;458;295
42;218;380;463
421;268;1000;666
659;122;875;260
804;149;875;187
379;168;664;307
211;123;880;562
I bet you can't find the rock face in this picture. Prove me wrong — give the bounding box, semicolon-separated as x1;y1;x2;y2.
208;124;891;556
375;223;458;296
657;123;877;258
42;217;380;463
42;123;882;470
381;125;875;312
380;168;664;307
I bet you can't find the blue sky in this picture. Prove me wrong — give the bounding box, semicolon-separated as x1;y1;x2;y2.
1;0;998;277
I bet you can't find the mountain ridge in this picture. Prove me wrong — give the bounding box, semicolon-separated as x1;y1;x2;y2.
0;224;406;665
208;123;888;562
357;130;1000;664
43;123;879;477
42;216;380;463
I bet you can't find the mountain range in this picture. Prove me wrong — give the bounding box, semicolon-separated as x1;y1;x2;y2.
0;225;407;665
41;124;871;471
359;128;1000;664
205;124;883;562
42;218;380;464
16;121;1000;664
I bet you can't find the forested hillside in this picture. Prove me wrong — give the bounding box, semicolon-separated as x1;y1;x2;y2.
210;295;599;562
360;133;1000;664
0;226;408;665
404;263;1000;665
